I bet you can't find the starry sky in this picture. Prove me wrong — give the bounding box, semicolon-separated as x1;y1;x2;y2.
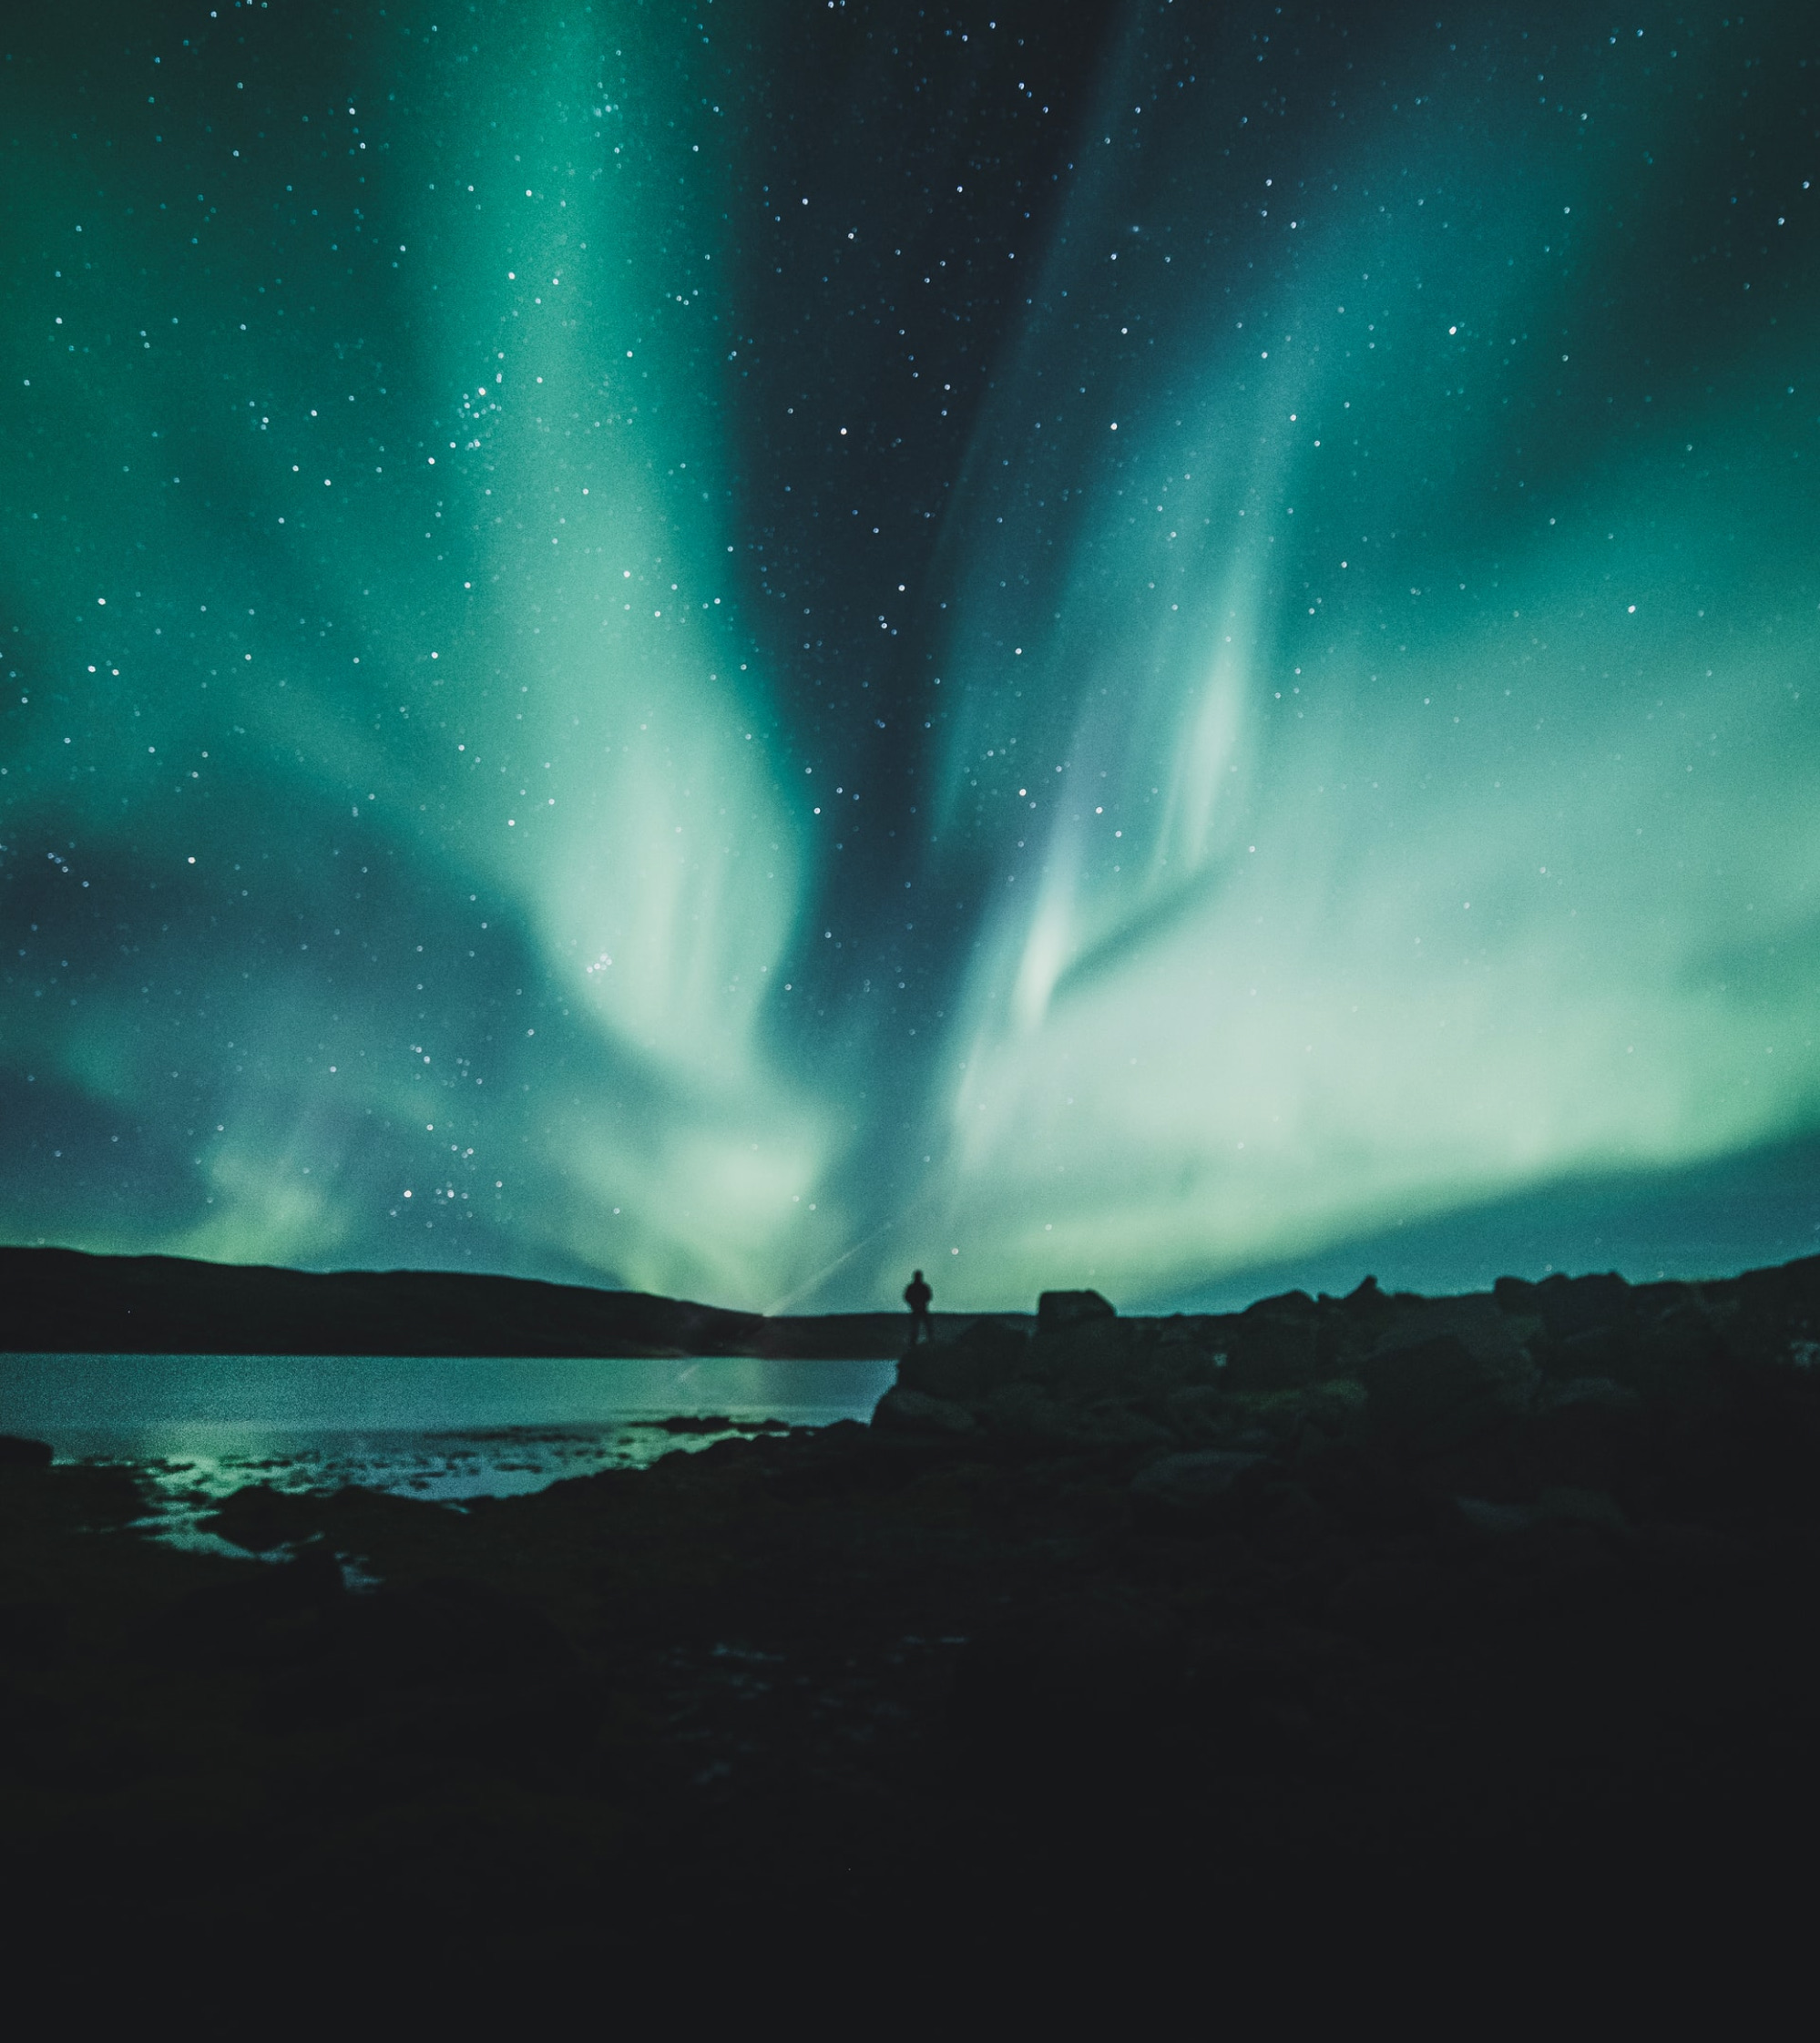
3;0;1817;1314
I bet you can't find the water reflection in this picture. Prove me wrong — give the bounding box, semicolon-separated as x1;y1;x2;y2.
0;1353;896;1542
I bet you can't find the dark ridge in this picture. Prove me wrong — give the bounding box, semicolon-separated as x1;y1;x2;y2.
0;1244;1023;1358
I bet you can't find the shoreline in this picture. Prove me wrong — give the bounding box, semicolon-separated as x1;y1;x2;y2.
4;1252;1819;1984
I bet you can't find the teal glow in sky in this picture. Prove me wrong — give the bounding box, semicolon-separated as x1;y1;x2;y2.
4;2;1817;1310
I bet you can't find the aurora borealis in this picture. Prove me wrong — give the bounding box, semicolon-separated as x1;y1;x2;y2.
3;1;1817;1313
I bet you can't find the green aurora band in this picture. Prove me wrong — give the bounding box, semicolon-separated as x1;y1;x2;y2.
3;3;1817;1311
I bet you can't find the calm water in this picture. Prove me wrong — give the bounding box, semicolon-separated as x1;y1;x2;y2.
0;1352;897;1537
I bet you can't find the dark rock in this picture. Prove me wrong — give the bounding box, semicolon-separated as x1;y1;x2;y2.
1519;1393;1647;1502
1530;1272;1632;1342
977;1381;1079;1445
873;1385;977;1435
1245;1288;1317;1318
1357;1334;1493;1430
1079;1400;1176;1449
261;1575;598;1778
1493;1275;1538;1313
1163;1382;1236;1444
149;1541;349;1666
1020;1313;1134;1399
201;1482;323;1553
1129;1449;1273;1527
897;1315;1028;1402
1223;1310;1322;1392
1036;1289;1116;1333
355;1574;582;1692
1356;1321;1537;1459
0;1435;53;1470
954;1586;1188;1761
1298;1445;1441;1531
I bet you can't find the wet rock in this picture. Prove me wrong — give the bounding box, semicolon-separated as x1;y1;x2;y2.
202;1482;324;1553
872;1386;977;1436
149;1541;348;1667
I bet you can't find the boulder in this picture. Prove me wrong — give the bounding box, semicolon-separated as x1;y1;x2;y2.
1036;1289;1116;1333
0;1434;53;1469
1356;1320;1537;1457
979;1381;1078;1444
1129;1449;1273;1527
897;1315;1028;1402
872;1386;977;1436
1529;1271;1633;1342
1220;1291;1312;1380
1520;1378;1649;1496
1163;1382;1235;1444
202;1481;322;1553
1079;1400;1176;1450
1021;1313;1130;1397
1356;1333;1488;1431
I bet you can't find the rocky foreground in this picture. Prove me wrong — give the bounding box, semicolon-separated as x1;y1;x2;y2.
5;1259;1820;1994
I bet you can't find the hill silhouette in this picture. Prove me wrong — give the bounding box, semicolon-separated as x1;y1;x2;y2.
0;1244;1010;1358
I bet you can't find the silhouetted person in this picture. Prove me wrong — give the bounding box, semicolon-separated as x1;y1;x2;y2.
904;1269;934;1344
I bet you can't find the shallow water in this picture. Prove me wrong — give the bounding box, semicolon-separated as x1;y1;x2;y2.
0;1352;897;1539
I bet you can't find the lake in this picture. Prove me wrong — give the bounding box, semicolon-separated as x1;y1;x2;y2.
0;1351;898;1538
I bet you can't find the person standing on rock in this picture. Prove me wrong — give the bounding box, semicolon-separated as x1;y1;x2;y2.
904;1270;934;1345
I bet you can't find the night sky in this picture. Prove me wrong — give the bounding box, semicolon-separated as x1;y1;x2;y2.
4;1;1817;1313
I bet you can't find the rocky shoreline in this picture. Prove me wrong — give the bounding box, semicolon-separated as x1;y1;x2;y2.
4;1257;1820;1991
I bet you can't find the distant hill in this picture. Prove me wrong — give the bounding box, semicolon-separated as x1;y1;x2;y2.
0;1246;1021;1359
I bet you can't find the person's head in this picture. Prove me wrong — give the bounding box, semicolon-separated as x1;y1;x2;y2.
912;1269;923;1282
